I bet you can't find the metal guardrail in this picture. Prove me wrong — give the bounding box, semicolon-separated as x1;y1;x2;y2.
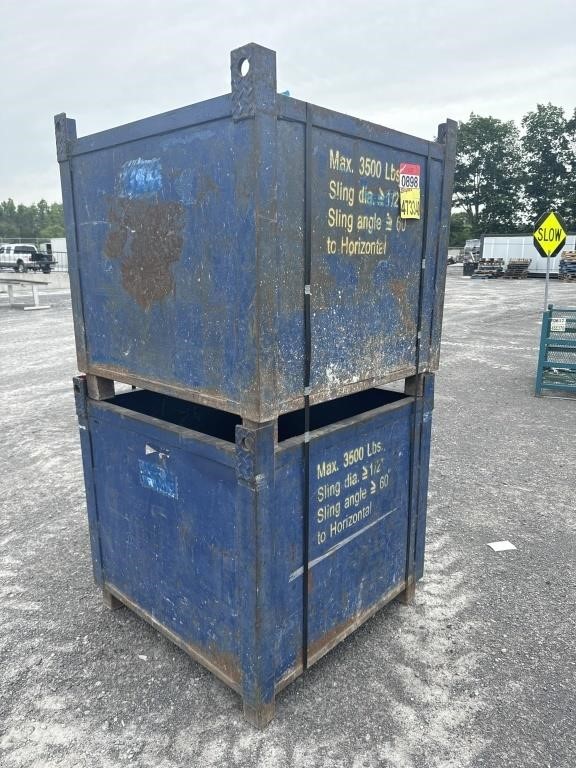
46;251;68;272
535;304;576;396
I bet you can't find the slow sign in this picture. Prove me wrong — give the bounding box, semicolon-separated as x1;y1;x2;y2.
533;210;567;259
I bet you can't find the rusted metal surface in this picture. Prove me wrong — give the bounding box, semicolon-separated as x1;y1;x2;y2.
274;579;407;694
104;198;184;311
307;580;407;668
105;583;242;691
85;373;115;401
84;359;416;422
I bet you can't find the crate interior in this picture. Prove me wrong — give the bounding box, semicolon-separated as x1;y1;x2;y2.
108;387;408;444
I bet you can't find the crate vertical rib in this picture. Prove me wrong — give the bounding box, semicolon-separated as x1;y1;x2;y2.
54;115;88;372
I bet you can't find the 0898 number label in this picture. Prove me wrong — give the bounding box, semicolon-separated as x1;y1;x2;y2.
400;173;419;189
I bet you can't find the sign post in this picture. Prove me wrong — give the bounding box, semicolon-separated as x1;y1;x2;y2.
532;210;568;310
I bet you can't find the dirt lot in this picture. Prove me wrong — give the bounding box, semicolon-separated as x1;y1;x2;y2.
1;270;575;768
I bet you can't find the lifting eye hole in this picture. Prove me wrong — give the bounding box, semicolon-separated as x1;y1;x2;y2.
239;58;250;77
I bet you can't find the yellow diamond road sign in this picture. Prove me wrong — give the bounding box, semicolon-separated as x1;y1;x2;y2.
533;210;567;258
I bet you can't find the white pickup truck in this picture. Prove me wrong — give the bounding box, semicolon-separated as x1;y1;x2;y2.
0;243;55;273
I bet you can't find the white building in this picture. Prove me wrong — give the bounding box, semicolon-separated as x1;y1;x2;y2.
481;233;576;276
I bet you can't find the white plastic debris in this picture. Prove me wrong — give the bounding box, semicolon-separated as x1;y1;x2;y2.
487;541;517;552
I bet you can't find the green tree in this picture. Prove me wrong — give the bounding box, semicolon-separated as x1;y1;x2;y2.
449;212;473;246
0;199;20;237
0;199;65;239
453;114;524;235
39;222;65;238
40;202;65;238
522;104;573;226
16;203;37;235
565;108;576;227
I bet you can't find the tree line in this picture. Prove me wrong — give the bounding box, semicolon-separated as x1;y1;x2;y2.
0;199;65;240
2;103;574;248
451;103;576;245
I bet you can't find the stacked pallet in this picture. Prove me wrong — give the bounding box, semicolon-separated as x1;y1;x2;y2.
502;258;531;279
471;258;505;279
559;252;576;282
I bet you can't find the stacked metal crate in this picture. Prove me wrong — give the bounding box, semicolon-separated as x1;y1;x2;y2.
56;44;456;726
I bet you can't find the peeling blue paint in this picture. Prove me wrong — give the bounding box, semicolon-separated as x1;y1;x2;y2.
138;459;178;498
118;158;162;199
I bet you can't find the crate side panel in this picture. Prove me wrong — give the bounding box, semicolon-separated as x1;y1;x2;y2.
306;403;412;649
271;400;414;680
89;410;240;675
275;118;446;411
71;118;257;411
309;129;433;393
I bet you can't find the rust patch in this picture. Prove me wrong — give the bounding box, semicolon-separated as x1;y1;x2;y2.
307;580;407;665
308;610;360;661
104;198;184;311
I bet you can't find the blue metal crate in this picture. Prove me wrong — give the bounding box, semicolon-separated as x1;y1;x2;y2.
61;43;454;727
74;375;434;726
57;44;456;422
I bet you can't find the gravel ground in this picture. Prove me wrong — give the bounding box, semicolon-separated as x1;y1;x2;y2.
0;269;575;768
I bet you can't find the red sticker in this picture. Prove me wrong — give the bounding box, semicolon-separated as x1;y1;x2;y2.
399;163;420;176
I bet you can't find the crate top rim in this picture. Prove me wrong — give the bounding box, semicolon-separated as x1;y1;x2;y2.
55;43;450;163
58;95;447;163
89;386;416;459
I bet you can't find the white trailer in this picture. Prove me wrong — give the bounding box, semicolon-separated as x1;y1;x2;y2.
39;238;68;271
481;233;576;276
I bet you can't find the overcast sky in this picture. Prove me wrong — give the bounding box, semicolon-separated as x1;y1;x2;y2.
2;0;575;204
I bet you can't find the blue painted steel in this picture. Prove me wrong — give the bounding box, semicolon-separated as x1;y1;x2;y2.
535;304;576;395
56;44;456;422
74;381;433;713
